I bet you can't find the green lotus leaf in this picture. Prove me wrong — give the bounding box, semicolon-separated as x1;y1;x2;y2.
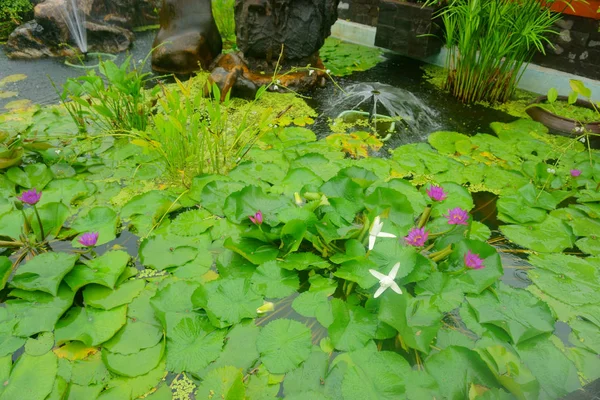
204;278;263;327
466;283;554;344
7;163;53;189
83;279;145;310
196;366;245;400
368;178;427;218
500;215;575;253
168;209;216;237
415;272;464;313
256;319;312;374
284;347;329;397
244;368;280;400
364;187;414;231
576;236;600;255
292;290;334;328
497;195;547;224
290;153;345;181
229;160;289;186
516;335;580;399
527;253;600;307
278;252;329;271
0;309;26;357
430;182;474;217
26;201;70;238
223;185;293;226
150;279;201;329
103;318;163;355
428;131;471;154
11;252;78;296
6;284;75;337
334;342;412;400
39;178;94;206
63;383;103;399
139;235;198;271
569;319;600;354
165;315;225;374
24;332;54;356
200;179;246;215
0;211;22;240
272;167;323;196
224;237;279;265
0;256;12;291
64;250;130;291
200;321;260;375
425;346;499;400
329;299;377;352
378;291;442;353
55;305;127;346
70;207;119;247
251;261;299;299
104;358;166;399
62;352;108;388
103;340;165;377
0;351;57;400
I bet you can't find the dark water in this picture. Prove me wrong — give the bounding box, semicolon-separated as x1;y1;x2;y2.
0;30;156;110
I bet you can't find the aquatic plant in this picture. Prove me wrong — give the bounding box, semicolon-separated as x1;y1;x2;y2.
427;0;563;104
60;56;157;133
212;0;236;49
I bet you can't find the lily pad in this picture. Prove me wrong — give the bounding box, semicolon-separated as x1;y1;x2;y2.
251;261;299;299
256;319;312;374
204;278;263;327
64;250;130;291
54;305;127;346
139;234;198;271
0;351;57;400
102;340;165;377
11;252;79;296
500;215;575;253
82;279;145;310
328;299;377;351
70;207;119;247
196;366;245;400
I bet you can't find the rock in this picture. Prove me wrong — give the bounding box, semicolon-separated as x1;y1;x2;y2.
4;0;157;59
234;0;339;62
151;0;222;74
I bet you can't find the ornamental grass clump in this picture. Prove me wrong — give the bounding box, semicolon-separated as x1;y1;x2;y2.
428;0;564;104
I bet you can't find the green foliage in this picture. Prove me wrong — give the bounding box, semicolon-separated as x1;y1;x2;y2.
212;0;236;49
60;57;157;133
430;0;562;103
320;38;384;76
0;0;33;41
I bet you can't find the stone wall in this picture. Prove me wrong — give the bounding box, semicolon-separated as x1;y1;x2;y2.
533;15;600;80
338;0;379;26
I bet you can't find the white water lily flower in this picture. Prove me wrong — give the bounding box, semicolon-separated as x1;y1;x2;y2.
369;262;402;298
55;149;61;154
368;216;397;250
309;69;314;76
326;69;331;74
580;137;586;143
547;168;556;174
273;85;279;91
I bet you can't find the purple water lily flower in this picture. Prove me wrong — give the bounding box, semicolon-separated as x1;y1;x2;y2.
464;250;484;270
427;185;447;202
570;169;582;177
404;227;429;247
17;188;42;205
249;211;263;225
445;207;469;226
78;232;99;247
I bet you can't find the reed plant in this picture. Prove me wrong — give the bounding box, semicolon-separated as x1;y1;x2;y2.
428;0;566;104
139;79;273;182
212;0;236;49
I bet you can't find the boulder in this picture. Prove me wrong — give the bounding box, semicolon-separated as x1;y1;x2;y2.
235;0;339;62
151;0;222;74
4;0;158;59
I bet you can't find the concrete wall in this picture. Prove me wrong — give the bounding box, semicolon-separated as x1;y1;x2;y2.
337;0;379;27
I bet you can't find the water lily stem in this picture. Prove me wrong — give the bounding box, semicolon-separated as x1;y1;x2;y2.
417;206;432;229
33;205;45;241
429;245;453;262
0;240;24;247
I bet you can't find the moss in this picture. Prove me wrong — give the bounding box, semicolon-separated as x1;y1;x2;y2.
320;38;384;76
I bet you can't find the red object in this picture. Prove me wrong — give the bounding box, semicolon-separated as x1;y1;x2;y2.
548;0;600;20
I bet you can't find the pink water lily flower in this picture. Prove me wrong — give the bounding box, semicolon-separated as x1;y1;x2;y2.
404;227;429;247
249;211;263;225
17;188;42;205
570;169;582;177
427;185;447;202
78;232;99;247
464;250;484;270
445;207;469;226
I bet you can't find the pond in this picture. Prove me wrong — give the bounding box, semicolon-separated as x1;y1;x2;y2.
1;32;599;400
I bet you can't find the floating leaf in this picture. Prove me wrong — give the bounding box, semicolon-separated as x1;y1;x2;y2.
256;319;312;374
165;315;225;373
329;299;377;351
103;341;165;377
6;284;75;337
24;332;54;356
466;283;554;344
204;278;263;327
103;318;163;356
64;250;130;291
223;185;293;225
201;322;260;375
284;347;329;397
0;352;57;400
55;305;127;346
139;234;198;271
500;215;575;253
82;279;145;310
251;261;299;299
196;366;245;400
11;252;78;296
70;207;119;247
7;163;53;189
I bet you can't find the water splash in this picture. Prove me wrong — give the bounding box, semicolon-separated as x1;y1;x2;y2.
60;0;88;54
328;82;440;133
